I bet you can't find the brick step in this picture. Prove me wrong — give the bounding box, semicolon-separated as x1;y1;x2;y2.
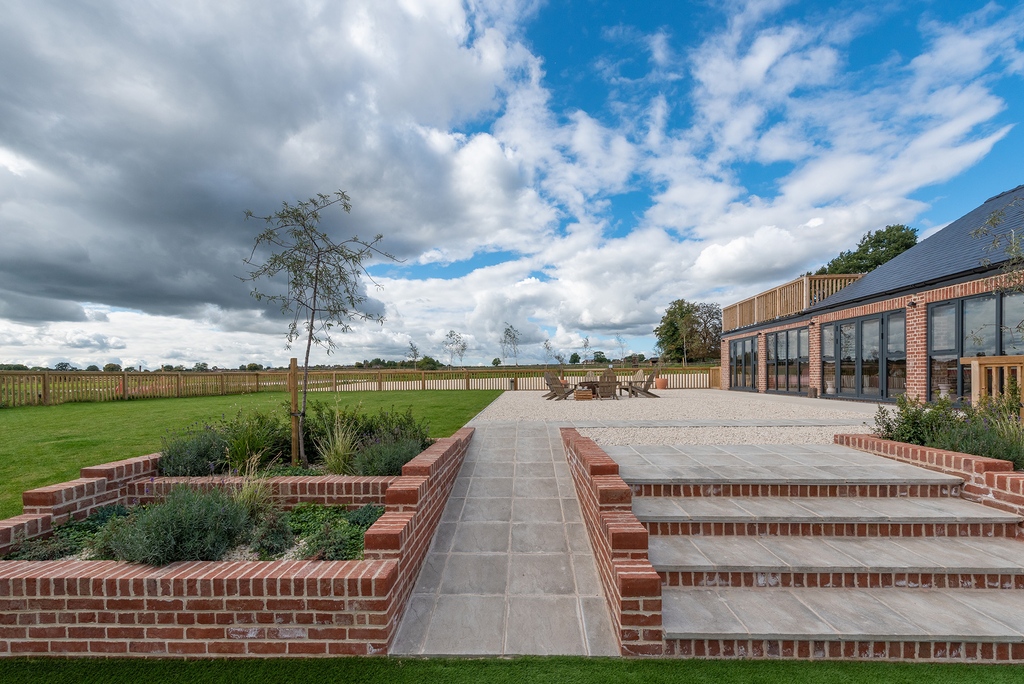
634;496;1022;537
661;586;1024;661
651;536;1024;589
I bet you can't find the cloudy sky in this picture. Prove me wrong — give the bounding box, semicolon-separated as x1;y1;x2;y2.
1;0;1023;370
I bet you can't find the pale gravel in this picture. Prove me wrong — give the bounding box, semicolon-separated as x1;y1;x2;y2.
471;389;882;446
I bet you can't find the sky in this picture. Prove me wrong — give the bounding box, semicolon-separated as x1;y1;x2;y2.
1;0;1023;370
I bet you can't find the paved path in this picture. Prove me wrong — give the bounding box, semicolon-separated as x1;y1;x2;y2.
392;420;618;656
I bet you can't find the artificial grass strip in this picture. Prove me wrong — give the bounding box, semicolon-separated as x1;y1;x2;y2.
3;657;1024;684
0;390;501;519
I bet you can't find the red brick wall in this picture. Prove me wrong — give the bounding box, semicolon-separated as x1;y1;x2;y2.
836;433;1024;521
721;273;1010;400
0;428;474;657
560;428;663;656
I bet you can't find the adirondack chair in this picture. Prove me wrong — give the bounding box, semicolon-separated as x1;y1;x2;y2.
543;372;575;400
595;368;619;400
627;370;659;398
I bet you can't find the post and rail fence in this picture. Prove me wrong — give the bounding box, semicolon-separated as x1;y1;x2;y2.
960;355;1024;419
0;366;722;409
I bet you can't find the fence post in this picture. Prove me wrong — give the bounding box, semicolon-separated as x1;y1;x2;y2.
255;372;260;393
377;372;383;392
41;372;50;406
421;371;426;390
465;371;470;390
289;358;299;467
121;372;128;400
175;373;182;398
333;372;337;392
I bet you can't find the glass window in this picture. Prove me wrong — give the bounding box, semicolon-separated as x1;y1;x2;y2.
860;319;880;396
1003;293;1024;355
887;313;905;356
930;303;956;351
766;334;777;390
839;323;856;394
931;355;957;400
962;297;996;357
821;325;835;360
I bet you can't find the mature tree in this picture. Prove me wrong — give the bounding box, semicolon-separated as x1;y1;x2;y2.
501;323;521;366
593;350;608;364
815;224;917;275
442;330;467;369
614;334;628;367
243;190;395;466
103;363;122;372
407;341;420;366
492;357;501;367
417;355;442;371
54;362;75;371
654;300;722;365
192;362;209;372
569;352;580;364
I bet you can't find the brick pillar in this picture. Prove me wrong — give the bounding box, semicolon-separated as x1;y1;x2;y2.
720;340;731;389
809;322;822;393
906;298;928;401
756;332;767;393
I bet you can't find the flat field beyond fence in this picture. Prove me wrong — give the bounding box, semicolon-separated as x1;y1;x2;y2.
0;367;720;408
0;390;502;519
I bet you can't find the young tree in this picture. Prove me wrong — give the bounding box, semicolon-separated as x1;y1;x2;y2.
553;351;567;366
242;190;396;466
614;334;628;367
542;339;555;367
581;336;591;364
501;323;521;366
442;330;465;369
407;341;420;366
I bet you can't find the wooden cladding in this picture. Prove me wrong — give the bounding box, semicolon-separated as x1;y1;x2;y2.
722;274;864;332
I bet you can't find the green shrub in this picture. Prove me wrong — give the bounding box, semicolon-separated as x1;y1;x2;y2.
304;402;433;464
3;505;130;561
249;510;294;559
351;438;423;476
874;384;1024;469
221;408;289;472
91;487;249;565
159;424;226;476
300;518;364;560
287;502;351;538
346;504;385;530
316;414;357;475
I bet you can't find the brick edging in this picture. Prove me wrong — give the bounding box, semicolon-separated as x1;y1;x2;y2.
0;428;474;658
835;434;1024;521
560;428;663;656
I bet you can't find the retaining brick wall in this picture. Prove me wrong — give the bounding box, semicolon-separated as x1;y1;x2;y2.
560;428;663;656
836;433;1024;521
0;428;474;657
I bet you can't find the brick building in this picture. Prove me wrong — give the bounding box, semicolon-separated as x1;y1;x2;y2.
721;183;1024;402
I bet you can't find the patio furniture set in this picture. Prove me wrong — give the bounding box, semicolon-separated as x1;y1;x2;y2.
542;370;660;401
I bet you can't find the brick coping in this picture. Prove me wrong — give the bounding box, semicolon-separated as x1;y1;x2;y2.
0;428;474;658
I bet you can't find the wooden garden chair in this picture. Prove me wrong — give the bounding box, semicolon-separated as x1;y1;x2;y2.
595;368;620;400
627;370;660;398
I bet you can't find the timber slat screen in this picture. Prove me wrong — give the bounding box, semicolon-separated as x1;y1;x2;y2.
0;367;721;408
722;274;864;332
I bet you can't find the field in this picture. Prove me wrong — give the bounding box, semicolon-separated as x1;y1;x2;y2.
0;390;502;519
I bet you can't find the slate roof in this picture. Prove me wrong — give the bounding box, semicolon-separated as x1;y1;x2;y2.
808;184;1024;312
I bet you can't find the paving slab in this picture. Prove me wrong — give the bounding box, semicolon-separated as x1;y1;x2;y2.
391;421;617;656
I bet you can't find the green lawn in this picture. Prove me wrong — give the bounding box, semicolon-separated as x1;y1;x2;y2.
0;390;502;519
3;656;1024;684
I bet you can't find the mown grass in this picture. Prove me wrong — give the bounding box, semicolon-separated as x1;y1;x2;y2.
0;390;501;519
3;656;1024;684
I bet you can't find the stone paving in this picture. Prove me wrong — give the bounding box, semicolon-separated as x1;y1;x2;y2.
391;420;618;656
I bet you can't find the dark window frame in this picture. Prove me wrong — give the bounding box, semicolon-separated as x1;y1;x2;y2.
765;327;809;394
821;310;906;401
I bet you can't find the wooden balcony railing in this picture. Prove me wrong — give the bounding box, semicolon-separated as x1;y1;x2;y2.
961;355;1024;418
722;274;864;332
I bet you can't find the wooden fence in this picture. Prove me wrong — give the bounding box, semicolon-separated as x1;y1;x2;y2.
723;274;864;332
0;366;721;408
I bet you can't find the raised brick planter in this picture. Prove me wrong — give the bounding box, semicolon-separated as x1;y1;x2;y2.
560;428;662;656
836;434;1024;521
0;428;473;657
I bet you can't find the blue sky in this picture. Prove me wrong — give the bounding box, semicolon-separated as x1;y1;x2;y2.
1;0;1022;369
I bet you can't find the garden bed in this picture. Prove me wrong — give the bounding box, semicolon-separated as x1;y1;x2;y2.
0;427;473;657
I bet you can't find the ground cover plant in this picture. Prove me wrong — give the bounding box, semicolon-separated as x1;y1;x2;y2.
0;390;500;519
874;383;1024;468
3;656;1024;684
2;491;385;565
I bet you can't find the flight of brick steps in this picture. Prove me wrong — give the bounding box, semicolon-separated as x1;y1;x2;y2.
617;443;1024;662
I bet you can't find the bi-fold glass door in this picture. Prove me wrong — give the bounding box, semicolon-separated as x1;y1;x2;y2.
822;311;905;399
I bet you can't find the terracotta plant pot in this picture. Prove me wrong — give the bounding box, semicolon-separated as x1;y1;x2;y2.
654;377;669;390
